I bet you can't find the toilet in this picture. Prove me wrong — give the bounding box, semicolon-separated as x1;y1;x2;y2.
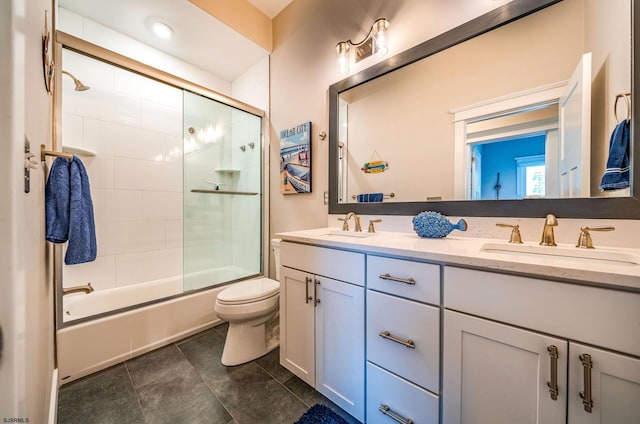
214;239;282;366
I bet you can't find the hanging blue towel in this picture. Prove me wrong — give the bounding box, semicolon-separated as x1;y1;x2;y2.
45;156;97;265
600;120;630;191
356;193;384;203
45;157;71;243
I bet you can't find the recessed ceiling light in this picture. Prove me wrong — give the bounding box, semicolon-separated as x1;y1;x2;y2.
151;21;173;40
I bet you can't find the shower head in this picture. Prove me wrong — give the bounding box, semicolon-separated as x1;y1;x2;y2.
61;70;90;91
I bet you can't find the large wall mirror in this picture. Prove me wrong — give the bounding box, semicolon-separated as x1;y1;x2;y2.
329;0;640;218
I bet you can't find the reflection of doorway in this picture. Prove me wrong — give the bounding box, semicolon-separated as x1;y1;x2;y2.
470;134;546;200
453;53;591;200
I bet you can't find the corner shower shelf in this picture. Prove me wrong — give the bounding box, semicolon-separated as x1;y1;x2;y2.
62;145;96;157
215;168;241;174
191;189;258;196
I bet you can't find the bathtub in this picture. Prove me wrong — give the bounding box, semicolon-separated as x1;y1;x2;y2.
63;275;183;322
57;267;260;384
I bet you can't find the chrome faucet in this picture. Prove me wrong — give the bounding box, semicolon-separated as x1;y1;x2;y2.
338;212;362;232
63;283;94;296
540;214;558;246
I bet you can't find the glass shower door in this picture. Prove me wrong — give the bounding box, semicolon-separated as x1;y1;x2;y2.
183;91;262;291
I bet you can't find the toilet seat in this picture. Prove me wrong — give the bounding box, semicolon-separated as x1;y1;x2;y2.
217;278;279;305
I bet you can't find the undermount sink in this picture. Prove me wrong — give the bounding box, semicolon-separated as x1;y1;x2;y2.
325;229;376;238
481;242;640;266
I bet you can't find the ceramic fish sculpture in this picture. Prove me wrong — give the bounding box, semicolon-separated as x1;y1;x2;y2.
412;211;468;238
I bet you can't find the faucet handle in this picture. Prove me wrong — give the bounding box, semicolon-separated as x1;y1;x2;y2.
496;223;523;244
545;214;558;226
337;218;349;231
576;226;615;249
368;219;382;233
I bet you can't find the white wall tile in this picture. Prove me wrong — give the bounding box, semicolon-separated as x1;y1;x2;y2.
62;113;83;149
113;220;166;254
115;248;182;286
62;254;116;292
113;126;166;162
143;192;183;220
165;220;183;250
141;100;183;136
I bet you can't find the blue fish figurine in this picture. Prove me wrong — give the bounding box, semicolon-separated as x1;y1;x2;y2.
412;211;468;238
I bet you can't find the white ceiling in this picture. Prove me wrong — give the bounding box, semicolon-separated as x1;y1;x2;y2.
58;0;291;82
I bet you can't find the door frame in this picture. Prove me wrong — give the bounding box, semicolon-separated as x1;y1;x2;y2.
451;81;567;199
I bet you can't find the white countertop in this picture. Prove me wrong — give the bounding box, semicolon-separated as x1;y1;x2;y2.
276;227;640;291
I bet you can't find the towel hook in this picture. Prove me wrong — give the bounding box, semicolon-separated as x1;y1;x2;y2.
614;92;631;123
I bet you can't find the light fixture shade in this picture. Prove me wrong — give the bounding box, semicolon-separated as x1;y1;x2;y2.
336;18;389;74
336;42;351;74
372;18;389;55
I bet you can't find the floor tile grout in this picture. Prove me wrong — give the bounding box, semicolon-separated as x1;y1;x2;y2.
174;339;238;423
123;360;151;424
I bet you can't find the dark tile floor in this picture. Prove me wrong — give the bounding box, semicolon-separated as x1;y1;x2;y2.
57;323;361;424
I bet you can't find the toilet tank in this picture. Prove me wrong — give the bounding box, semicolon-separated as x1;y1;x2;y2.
271;238;282;281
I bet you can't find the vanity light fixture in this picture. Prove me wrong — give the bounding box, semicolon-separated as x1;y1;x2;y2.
151;21;173;40
336;18;389;74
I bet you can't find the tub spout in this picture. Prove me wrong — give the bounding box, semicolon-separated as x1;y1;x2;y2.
63;283;94;295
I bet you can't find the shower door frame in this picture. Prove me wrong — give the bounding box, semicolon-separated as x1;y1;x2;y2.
52;31;270;330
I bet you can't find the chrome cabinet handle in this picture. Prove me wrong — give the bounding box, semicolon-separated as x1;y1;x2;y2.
379;331;415;349
314;278;321;307
379;404;413;424
379;273;416;285
547;345;559;400
304;276;312;304
579;353;594;413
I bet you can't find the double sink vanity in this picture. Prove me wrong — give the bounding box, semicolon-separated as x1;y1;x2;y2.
277;220;640;424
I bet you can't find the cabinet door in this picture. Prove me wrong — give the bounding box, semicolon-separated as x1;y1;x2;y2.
316;276;365;422
443;310;567;424
569;342;640;424
280;267;315;385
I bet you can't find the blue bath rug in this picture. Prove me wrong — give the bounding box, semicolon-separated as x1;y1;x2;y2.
294;404;348;424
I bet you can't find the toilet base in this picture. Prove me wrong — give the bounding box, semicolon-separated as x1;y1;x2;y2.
221;312;280;366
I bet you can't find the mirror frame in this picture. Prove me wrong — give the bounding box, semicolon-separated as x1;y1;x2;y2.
329;0;640;218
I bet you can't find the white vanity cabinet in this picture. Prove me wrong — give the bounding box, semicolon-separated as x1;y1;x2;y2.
365;255;441;424
443;266;640;424
279;242;365;422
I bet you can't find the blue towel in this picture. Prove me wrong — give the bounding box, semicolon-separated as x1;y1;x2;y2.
600;120;630;191
45;158;71;243
45;156;97;265
356;193;384;203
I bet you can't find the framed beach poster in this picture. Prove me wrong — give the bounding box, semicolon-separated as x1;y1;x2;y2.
280;122;312;194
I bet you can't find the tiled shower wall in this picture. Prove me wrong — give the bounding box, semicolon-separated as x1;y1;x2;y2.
61;49;184;291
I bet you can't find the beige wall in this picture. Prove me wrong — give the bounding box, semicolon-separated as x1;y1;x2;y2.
270;0;636;267
0;0;56;422
189;0;273;52
269;0;511;251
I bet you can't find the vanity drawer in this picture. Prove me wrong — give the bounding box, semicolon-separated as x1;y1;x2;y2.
367;290;440;392
367;255;440;305
367;361;439;424
444;266;640;356
280;241;364;286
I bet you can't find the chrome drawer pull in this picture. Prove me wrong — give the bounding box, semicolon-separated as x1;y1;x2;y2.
379;404;413;424
379;273;416;285
379;331;415;349
547;345;559;400
579;353;594;413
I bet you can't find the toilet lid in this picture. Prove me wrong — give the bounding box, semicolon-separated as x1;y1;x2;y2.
217;278;280;305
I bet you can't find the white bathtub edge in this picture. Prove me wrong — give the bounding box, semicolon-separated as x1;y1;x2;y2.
59;319;222;385
58;286;226;385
